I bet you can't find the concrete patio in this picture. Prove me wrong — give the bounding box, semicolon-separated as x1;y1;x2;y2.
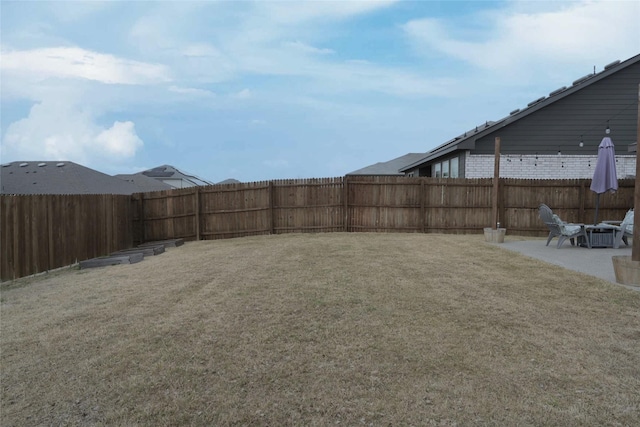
494;238;640;292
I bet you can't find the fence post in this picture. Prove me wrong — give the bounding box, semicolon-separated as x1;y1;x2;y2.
194;187;200;240
167;192;175;239
139;193;146;244
111;195;118;252
500;178;506;229
492;137;501;229
420;179;426;233
47;196;54;271
579;181;586;223
269;181;275;235
343;176;349;232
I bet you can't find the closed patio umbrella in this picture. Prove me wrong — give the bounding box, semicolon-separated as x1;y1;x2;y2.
590;135;618;224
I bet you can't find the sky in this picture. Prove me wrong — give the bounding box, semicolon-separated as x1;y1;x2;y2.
1;1;639;183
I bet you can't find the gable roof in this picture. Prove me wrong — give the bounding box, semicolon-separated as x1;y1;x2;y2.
1;161;141;195
138;164;214;187
114;173;174;192
347;153;427;175
400;53;640;172
216;178;241;185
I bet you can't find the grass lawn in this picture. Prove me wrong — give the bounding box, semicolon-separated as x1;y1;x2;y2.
1;233;639;426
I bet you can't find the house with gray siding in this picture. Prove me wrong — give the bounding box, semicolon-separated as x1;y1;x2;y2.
400;53;639;179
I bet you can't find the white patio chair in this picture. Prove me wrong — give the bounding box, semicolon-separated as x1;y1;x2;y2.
538;204;590;248
607;209;633;249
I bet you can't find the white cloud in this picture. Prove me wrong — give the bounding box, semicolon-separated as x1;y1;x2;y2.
259;1;399;24
128;2;210;52
46;1;111;23
1;101;144;165
177;43;237;83
283;40;334;55
233;89;252;99
129;11;238;83
324;61;458;97
182;43;222;58
95;121;143;157
403;1;640;76
1;46;171;84
123;0;440;98
169;85;215;97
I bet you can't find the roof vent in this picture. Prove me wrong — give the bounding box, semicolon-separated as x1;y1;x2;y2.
527;97;545;107
604;60;620;70
572;74;592;86
56;162;65;167
19;163;28;167
509;109;520;115
38;162;46;167
549;86;567;96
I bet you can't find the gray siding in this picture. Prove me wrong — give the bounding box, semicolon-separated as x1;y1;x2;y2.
472;62;639;156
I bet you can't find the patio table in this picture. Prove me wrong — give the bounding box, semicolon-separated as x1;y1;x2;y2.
584;223;618;248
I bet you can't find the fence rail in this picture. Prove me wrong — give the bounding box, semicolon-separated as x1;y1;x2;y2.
2;176;635;281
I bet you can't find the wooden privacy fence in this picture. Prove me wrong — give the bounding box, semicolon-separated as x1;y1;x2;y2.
135;178;346;241
1;176;635;281
1;194;133;281
136;176;635;242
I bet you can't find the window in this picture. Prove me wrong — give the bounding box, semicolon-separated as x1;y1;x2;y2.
450;157;459;178
442;161;449;178
432;156;460;178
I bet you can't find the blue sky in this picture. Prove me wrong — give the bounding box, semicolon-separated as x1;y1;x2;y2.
1;1;639;183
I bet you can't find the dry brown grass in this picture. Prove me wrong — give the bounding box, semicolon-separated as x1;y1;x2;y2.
2;233;639;426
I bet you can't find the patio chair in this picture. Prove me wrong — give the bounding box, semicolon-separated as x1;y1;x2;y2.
538;204;590;248
606;209;633;249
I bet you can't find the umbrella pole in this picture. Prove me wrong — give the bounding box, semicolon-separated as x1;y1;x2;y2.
594;193;600;225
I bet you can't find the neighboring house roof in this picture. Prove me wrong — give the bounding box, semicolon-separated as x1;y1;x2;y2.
0;161;141;195
400;53;640;172
138;165;214;188
347;153;427;175
216;178;241;185
114;173;174;192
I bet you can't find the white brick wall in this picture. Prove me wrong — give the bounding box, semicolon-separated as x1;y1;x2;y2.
465;153;636;179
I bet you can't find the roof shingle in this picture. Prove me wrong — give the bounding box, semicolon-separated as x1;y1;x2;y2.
1;161;140;195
